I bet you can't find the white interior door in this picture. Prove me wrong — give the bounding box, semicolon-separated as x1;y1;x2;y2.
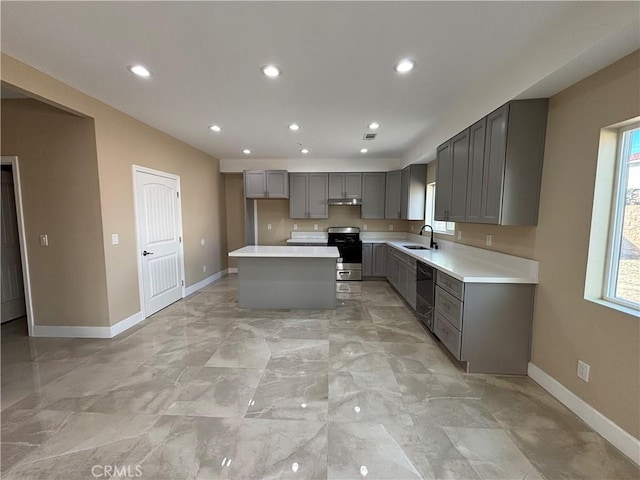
1;170;26;323
135;169;184;317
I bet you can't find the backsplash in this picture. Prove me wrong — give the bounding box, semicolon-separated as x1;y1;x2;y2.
256;199;410;245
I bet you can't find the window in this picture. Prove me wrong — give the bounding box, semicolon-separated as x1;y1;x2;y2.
425;182;455;235
605;124;640;310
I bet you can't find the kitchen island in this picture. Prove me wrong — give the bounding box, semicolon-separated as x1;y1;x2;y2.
228;245;340;309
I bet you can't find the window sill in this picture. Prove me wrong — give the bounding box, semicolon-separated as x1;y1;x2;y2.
434;230;455;236
586;297;639;317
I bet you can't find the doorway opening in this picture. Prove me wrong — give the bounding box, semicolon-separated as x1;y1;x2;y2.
1;156;33;338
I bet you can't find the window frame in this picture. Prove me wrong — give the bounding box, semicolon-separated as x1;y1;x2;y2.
603;122;640;311
425;182;455;235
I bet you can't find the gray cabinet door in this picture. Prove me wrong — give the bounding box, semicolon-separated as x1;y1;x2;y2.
289;173;308;218
362;243;373;276
361;172;386;219
397;260;408;299
466;118;487;223
328;173;344;198
449;129;470;222
373;244;386;276
481;104;509;224
308;173;329;218
435;142;451;221
244;170;266;198
384;171;402;219
345;173;362;198
266;171;289;198
400;167;409;219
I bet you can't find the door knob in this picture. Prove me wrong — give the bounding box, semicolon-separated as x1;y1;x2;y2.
142;250;154;256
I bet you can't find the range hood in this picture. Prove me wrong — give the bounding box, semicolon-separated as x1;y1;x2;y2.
328;198;362;206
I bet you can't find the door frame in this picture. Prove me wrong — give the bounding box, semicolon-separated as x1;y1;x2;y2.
132;165;186;319
1;156;35;336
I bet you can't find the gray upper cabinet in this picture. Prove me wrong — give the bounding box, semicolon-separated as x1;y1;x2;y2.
361;172;386;219
244;170;289;198
289;173;308;218
400;164;427;220
449;129;470;222
435;143;451;221
465;118;487;223
329;172;362;198
436;98;548;225
385;171;402;219
289;173;328;219
436;129;470;222
481;99;548;225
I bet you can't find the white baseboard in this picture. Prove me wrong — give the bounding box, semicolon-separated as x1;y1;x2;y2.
228;267;238;274
33;310;145;339
184;269;229;297
33;324;112;338
109;310;144;337
528;362;640;465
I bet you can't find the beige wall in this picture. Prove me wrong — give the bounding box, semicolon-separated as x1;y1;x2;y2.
1;54;227;327
256;200;411;245
531;50;640;438
225;173;245;268
1;99;110;327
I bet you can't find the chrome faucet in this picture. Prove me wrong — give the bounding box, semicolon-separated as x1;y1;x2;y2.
419;225;438;249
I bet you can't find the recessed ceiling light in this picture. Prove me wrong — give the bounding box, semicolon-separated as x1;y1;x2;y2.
301;149;309;154
288;123;300;131
394;59;416;74
209;125;221;132
360;148;368;154
243;149;251;155
368;122;380;130
127;64;152;78
260;65;281;78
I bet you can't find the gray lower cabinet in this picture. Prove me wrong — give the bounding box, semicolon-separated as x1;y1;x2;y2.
289;173;328;219
361;172;386;219
244;170;289;198
434;270;534;374
329;172;361;199
384;171;402;219
385;246;416;308
362;244;373;277
363;243;387;277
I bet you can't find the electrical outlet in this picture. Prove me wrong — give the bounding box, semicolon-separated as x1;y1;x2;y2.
363;225;368;231
486;235;492;246
112;234;119;245
457;231;462;240
39;234;48;246
314;224;318;230
293;224;298;230
577;360;590;382
202;265;207;273
389;224;394;231
267;224;272;230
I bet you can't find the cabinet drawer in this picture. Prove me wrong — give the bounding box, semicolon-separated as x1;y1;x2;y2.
436;271;464;299
434;311;462;360
435;286;463;330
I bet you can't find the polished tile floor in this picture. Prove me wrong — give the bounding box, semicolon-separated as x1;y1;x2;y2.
1;276;638;479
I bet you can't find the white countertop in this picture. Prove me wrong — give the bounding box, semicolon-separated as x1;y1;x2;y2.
385;240;538;284
229;245;340;258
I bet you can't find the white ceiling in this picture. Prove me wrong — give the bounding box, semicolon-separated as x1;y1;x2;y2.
1;2;638;170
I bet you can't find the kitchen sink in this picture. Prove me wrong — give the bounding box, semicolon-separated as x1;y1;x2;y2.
403;245;429;250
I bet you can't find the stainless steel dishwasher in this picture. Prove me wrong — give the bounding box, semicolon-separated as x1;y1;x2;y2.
416;261;435;332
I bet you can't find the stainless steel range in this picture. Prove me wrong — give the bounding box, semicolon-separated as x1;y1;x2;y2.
327;227;362;281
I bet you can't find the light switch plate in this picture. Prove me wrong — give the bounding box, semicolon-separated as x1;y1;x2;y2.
457;231;462;240
293;224;298;230
363;225;368;231
112;234;119;245
577;360;590;382
313;224;318;231
39;234;48;246
486;235;492;246
200;238;205;246
267;224;272;230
